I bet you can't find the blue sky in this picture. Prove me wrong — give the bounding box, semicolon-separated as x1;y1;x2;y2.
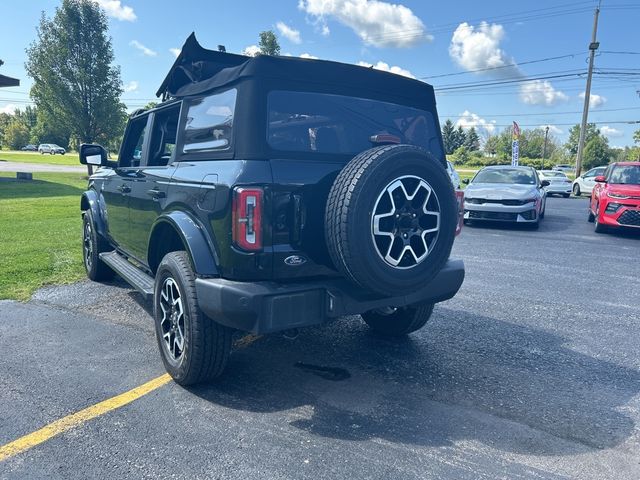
1;0;639;146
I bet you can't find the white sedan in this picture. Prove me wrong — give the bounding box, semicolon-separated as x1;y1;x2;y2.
538;170;572;198
571;166;606;197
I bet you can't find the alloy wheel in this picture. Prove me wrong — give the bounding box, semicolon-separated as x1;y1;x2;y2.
371;175;441;269
159;277;186;363
83;221;93;270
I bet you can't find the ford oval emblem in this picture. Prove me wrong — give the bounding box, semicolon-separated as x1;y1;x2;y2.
284;255;307;266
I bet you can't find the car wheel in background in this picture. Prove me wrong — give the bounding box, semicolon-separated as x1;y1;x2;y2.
361;304;434;336
573;184;581;196
562;194;570;198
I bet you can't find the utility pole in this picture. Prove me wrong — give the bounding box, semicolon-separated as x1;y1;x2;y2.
542;125;549;170
575;1;601;177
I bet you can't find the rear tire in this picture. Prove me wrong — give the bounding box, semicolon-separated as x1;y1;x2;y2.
362;304;434;336
154;251;232;385
82;210;114;281
562;194;570;198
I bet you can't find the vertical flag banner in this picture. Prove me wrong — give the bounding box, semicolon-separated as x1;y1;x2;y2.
511;121;520;166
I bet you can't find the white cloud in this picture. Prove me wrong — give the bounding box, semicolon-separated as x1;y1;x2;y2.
242;45;261;57
357;60;415;79
519;80;568;106
600;125;623;138
321;24;330;36
300;53;319;59
579;91;606;108
299;0;430;48
169;48;181;58
130;40;157;57
539;124;564;135
123;80;138;93
95;0;136;21
449;22;514;73
276;21;302;44
455;110;497;135
0;104;18;115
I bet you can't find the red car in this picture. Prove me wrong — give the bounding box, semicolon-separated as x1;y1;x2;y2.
589;161;640;233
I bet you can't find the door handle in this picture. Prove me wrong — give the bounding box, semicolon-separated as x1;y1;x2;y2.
147;188;166;199
117;184;131;194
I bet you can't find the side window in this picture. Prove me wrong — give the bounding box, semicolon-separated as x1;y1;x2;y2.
119;116;148;168
183;89;237;154
147;104;181;167
584;169;594;178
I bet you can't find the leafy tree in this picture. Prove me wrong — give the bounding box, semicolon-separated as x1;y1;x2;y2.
464;127;480;151
144;101;158;110
4;121;30;149
484;134;498;156
30;108;72;148
453;126;466;152
441;119;455;154
0;112;13;148
25;0;127;146
565;123;599;156
582;135;610;170
451;146;470;165
634;129;640;145
259;30;280;56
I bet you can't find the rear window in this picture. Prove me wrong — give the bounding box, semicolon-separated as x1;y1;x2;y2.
267;91;442;157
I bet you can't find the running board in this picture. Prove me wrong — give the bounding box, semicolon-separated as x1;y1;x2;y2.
100;251;154;300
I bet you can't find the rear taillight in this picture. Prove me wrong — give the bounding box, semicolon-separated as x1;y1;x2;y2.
455;190;464;236
232;187;263;251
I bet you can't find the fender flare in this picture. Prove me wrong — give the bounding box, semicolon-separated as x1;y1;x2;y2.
150;211;219;276
80;189;108;238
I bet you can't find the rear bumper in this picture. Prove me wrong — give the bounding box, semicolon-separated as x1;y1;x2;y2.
195;259;465;334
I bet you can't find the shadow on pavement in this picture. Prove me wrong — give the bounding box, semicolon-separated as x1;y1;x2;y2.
189;307;639;456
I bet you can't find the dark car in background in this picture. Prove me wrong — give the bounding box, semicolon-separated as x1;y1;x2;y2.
20;144;37;151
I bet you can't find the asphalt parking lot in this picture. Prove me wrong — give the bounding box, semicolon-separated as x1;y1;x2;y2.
1;197;639;479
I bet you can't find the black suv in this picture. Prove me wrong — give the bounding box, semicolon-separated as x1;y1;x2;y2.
79;34;465;385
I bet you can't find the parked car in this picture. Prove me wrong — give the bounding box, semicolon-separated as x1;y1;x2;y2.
446;160;461;189
38;143;66;155
78;34;465;385
538;170;572;197
572;166;606;196
553;164;574;173
588;162;640;233
20;144;37;151
463;165;549;228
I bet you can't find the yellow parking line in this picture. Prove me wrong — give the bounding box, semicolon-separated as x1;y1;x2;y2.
0;373;171;462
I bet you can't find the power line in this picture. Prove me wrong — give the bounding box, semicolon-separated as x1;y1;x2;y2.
440;107;640;118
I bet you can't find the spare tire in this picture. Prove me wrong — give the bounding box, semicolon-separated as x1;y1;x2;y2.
325;145;456;297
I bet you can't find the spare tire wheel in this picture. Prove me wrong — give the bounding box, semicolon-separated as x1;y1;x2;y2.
325;145;456;297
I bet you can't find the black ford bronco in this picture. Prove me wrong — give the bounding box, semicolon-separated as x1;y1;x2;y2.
79;34;465;385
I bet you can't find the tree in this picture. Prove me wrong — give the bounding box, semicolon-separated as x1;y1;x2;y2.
634;129;640;146
30;108;72;148
452;125;466;152
582;135;610;170
259;30;280;56
25;0;127;147
464;127;480;151
565;123;599;156
4;121;30;149
484;134;498;156
441;119;455;154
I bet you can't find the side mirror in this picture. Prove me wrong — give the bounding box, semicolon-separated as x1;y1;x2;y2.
594;175;606;183
79;143;109;167
541;180;551;187
462;178;470;185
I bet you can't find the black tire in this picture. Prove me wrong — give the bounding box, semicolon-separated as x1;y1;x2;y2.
362;304;435;336
154;251;232;385
594;205;607;233
573;184;581;196
325;145;456;296
562;194;570;198
82;210;114;281
529;220;540;230
587;208;595;223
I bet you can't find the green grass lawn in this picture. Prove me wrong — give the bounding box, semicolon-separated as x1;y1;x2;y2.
0;150;79;166
0;172;88;300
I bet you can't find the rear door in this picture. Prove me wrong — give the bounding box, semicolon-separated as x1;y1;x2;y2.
126;103;181;263
102;114;150;251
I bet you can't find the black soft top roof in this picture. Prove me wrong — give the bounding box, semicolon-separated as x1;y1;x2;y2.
157;33;436;106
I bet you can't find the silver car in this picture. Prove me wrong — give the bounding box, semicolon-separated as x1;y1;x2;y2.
446;160;461;189
538;170;572;197
463;165;548;228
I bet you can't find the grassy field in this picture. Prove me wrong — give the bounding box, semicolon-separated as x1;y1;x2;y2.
0;172;87;300
0;150;79;166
